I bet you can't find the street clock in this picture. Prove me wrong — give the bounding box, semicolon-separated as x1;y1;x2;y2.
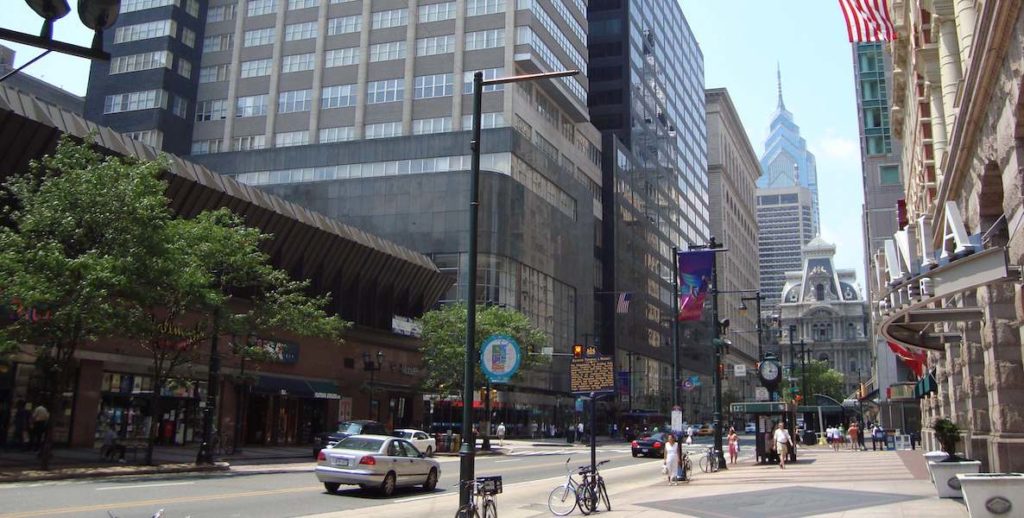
758;354;782;390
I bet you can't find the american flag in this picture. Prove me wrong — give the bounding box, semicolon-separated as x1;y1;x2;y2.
615;292;632;314
839;0;897;42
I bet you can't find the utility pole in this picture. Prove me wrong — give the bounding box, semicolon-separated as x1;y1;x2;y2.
671;245;680;408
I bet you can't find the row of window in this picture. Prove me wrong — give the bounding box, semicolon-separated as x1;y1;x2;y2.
244;0;504;25
232;153;509;185
120;0;198;16
103;89;188;118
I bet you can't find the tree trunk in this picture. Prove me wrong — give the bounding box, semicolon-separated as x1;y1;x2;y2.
145;371;165;466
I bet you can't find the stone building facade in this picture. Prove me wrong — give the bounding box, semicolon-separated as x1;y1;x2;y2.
879;0;1024;471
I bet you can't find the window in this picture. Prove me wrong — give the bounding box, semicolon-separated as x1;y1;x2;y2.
207;4;236;21
236;95;268;117
365;121;402;139
285;22;318;41
184;0;199;16
171;96;188;118
191;139;223;155
324;47;359;67
879;165;900;185
202;33;233;53
278;89;312;113
327;15;361;35
244;28;275;47
195;99;228;121
414;73;453;99
866;135;890;156
372;9;407;29
418;2;455;22
240;58;273;78
124;130;163;148
287;0;318;9
282;53;315;72
321;84;356;108
119;0;176;14
275;130;309;147
176;58;192;78
461;112;505;129
199;64;231;83
233;134;266;150
369;41;406;62
465;28;504;50
103;89;166;114
412;117;452;135
110;51;172;74
463;68;504;93
247;0;276;16
114;20;175;43
366;79;403;104
181;27;196;47
416;35;453;56
319;126;354;143
466;0;504;16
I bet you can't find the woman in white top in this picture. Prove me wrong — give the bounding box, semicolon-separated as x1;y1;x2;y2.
663;434;680;485
773;423;791;469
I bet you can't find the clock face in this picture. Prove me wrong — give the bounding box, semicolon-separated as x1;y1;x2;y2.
760;361;780;381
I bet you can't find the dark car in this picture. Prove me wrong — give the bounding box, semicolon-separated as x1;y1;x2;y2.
314;420;390;456
631;432;669;458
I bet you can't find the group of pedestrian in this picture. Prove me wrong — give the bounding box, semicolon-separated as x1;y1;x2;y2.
826;421;870;451
5;400;50;452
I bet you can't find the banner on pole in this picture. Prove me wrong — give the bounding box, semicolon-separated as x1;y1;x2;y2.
677;250;714;321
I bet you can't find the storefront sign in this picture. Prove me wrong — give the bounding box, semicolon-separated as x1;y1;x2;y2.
479;334;522;384
252;337;299;364
391;316;422;337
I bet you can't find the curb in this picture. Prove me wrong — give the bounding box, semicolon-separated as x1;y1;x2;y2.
0;462;229;483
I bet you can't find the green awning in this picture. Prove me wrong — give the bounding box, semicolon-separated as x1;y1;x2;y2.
308;380;341;400
915;373;937;399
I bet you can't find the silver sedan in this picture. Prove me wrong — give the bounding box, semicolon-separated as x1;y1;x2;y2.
315;435;441;497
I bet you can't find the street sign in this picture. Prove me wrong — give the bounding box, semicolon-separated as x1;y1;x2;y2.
570;354;615;394
671;407;683;432
755;387;769;401
479;334;522;383
734;364;747;377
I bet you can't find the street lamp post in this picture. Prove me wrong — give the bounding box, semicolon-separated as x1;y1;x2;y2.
0;0;119;75
738;292;766;361
671;246;680;409
689;237;728;470
363;351;384;420
460;68;579;512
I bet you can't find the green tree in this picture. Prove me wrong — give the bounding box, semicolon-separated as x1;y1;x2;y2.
418;303;548;398
785;359;845;403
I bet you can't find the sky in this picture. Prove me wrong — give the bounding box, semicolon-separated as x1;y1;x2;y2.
3;0;869;286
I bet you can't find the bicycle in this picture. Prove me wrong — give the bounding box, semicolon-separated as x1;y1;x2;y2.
698;446;720;473
454;475;501;518
547;458;590;516
578;460;611;514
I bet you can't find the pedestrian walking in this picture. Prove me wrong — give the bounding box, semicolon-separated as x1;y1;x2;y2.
857;420;867;450
727;427;739;465
663;434;680;485
29;402;49;452
773;423;791;469
577;422;584;444
848;421;860;451
685;426;693;445
838;424;847;450
872;423;884;450
496;422;506;447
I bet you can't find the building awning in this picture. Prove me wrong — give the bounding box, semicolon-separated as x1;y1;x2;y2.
254;375;340;399
308;380;341;400
914;373;938;399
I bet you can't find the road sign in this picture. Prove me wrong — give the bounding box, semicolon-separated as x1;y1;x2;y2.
480;334;521;383
671;407;683;431
570;354;615;394
734;364;747;377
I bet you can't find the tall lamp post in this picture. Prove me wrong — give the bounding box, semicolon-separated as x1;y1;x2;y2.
1;0;118;76
738;292;766;361
460;68;579;512
363;351;384;420
689;237;728;470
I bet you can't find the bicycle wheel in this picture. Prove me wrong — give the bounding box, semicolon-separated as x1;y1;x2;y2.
454;505;480;518
482;498;497;518
684;457;693;480
577;484;597;516
597;479;611;511
699;455;709;473
547;485;577;516
711;454;720;472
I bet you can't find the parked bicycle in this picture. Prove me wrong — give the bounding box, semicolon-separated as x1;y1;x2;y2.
547;458;586;516
578;460;611;514
454;475;501;518
699;446;720;473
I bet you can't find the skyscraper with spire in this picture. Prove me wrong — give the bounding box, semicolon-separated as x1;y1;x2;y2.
757;67;819;309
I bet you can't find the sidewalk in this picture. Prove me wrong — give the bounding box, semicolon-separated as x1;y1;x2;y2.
305;445;967;518
0;444;311;482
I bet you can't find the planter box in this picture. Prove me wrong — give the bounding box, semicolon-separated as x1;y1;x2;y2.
924;451;950;483
929;460;981;498
958;473;1024;517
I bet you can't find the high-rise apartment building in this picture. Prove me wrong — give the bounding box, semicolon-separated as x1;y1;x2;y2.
85;0;604;429
588;0;711;422
757;76;817;309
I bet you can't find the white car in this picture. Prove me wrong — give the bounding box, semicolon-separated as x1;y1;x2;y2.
316;435;440;497
393;428;437;457
744;422;756;433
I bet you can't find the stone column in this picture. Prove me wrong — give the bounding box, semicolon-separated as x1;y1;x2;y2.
958;300;991;469
932;6;964;135
981;283;1024;472
953;0;978;70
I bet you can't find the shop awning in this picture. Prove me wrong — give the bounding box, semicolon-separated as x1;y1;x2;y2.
253;375;341;399
915;373;938;399
308;380;341;400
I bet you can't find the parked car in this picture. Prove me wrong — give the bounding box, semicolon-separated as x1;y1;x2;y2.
631;432;668;458
393;429;437;456
744;422;757;434
316;435;440;497
314;420;390;456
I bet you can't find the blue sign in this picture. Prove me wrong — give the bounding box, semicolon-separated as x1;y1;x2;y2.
480;334;522;383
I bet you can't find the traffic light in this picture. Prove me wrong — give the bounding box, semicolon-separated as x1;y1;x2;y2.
572;343;584;359
859;383;866;399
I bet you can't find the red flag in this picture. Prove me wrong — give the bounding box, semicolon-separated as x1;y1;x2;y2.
887;341;926;378
839;0;897;42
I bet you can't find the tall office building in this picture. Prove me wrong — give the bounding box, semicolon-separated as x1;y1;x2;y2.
85;0;604;429
588;1;711;422
852;42;914;425
757;73;817;309
706;88;760;401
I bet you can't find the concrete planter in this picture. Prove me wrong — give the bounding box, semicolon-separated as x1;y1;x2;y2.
957;473;1024;517
924;450;950;483
929;460;981;498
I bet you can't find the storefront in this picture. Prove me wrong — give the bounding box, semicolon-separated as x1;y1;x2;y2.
95;371;205;445
243;374;339;445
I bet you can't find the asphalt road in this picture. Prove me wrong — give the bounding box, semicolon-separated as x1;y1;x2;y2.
0;442;678;518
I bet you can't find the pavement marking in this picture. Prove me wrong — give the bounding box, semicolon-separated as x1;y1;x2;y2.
0;485;322;517
95;481;196;491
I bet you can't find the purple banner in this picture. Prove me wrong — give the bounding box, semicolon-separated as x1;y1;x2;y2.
677;250;714;321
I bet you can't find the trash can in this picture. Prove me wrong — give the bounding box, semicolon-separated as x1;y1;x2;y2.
802;430;817;446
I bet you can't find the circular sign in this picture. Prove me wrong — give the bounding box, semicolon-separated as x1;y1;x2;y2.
480;334;522;383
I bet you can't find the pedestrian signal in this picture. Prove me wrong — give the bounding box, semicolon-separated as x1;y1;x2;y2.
572;344;584;359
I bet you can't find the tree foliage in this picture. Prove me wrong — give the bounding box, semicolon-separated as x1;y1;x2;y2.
418;303;548;397
785;359;846;402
